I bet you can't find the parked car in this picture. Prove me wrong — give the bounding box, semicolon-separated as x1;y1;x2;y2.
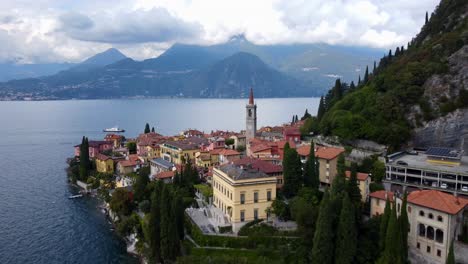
440;183;448;189
396;160;408;166
461;186;468;192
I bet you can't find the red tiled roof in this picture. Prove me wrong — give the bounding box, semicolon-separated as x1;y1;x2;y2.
408;190;468;215
95;153;111;161
369;190;394;202
315;146;345;160
283;127;300;135
233;157;282;174
219;149;240;156
250;144;272;153
277;140;296;149
345;170;369;181
128;154;140;162
155;171;175;179
119;160;137;167
296;145;310;156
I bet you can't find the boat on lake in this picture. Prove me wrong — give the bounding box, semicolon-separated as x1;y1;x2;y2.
68;194;83;199
103;126;125;133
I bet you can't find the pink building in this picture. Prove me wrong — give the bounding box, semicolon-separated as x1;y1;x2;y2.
74;140;113;158
283;127;301;142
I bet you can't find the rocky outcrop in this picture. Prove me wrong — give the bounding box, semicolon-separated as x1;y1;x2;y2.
410;44;468;150
411;108;468;152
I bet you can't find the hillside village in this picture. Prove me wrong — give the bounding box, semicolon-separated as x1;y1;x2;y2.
69;88;468;264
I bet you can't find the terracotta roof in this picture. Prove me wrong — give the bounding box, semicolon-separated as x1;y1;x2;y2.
283;127;300;135
95;153;111;161
315;146;345;160
155;171;175;179
105;134;123;140
119;160;137;167
296;145;310;156
345;170;369;181
408;190;468;215
233;157;282;174
250;144;272;153
369;190;394;202
277;140;296;149
219;149;240;156
128;154;140;162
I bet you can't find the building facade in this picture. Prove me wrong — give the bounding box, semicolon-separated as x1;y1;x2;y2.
95;153;114;174
160;141;199;165
369;190;394;217
212;164;277;232
245;88;257;141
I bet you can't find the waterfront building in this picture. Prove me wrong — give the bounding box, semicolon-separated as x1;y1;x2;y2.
95;153;114;174
212;163;277;232
160;140;199;165
385;147;468;194
369;190;394;216
398;190;468;263
245;88;257;141
74;140;113;158
104;134;124;148
345;170;370;202
117;155;142;175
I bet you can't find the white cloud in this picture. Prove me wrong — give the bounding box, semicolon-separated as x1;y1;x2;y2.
0;0;440;63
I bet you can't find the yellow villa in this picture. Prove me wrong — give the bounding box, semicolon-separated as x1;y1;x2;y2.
160;140;199;165
95;153;114;174
212;163;277;232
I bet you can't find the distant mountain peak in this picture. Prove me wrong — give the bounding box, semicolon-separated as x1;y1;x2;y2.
228;34;248;43
81;48;127;66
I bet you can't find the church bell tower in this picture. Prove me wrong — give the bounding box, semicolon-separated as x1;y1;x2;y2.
246;88;257;141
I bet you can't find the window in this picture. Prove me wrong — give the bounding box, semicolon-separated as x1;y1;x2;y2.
254;209;258;220
240;210;245;222
437;250;441;257
267;190;272;201
428;213;434;219
408;206;412;213
427;226;435;240
240;193;245;204
254;192;258;203
418;224;426;237
436;229;444;244
427;246;431;253
419;210;425;217
417;242;420;249
377;199;380;206
437;215;443;222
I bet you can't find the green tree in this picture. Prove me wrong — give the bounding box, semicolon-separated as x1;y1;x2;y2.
311;191;335;264
301;109;312;120
371;160;386;183
133;166;150;202
79;136;90;181
331;154;346;196
151;127;155;133
363;66;369;83
425;11;429;24
148;182;162;262
110;188;133;217
303;142;319;190
346;163;362;209
126;141;137;154
379;198;391;252
446;242;455;264
378;201;402;264
160;185;180;261
317;96;325;121
399;192;409;263
271;198;290;220
144;123;150;134
283;147;303;198
335;194;357;264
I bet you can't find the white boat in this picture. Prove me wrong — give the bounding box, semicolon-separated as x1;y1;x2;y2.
103;126;125;133
68;194;83;199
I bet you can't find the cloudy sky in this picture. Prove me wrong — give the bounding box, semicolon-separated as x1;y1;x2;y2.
0;0;439;63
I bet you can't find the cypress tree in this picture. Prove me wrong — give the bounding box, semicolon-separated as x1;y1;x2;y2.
292;115;295;124
363;66;369;84
378;201;401;264
173;192;185;240
331;154;346;196
133;166;150;202
311;191;335;264
379;198;391;251
388;49;393;59
144;123;150;134
335;194;357;264
333;79;343;99
349;81;356;91
151;127;155;133
295;115;299;123
283;147;303;198
148;182;162;262
303;142;319;190
399;192;409;263
346;163;362;212
373;61;377;74
358;75;361;86
302;109;312;120
446;242;455;264
317;96;325;121
425;11;429;25
79;136;90;180
160;184;173;261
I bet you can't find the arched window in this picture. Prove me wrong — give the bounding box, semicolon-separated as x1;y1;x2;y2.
428;213;434;219
427;226;435;240
437;215;443;222
418;224;426;237
419;210;425;217
436;229;444;244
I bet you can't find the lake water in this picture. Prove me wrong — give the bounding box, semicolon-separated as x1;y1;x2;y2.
0;98;319;263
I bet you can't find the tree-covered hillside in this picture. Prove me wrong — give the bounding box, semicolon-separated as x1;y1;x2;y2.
316;0;468;150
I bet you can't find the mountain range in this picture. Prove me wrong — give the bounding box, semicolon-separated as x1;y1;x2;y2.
0;35;383;100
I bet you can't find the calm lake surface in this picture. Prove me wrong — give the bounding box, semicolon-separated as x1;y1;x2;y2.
0;98;319;264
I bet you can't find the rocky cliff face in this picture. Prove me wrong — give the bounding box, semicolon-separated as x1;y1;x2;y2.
409;44;468;151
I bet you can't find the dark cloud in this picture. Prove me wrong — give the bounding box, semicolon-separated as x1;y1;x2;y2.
58;8;203;44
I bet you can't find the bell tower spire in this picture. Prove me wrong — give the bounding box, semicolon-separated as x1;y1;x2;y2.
246;88;257;141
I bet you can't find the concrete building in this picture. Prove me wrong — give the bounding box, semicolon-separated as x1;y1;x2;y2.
297;144;345;186
212;163;277;232
399;190;468;263
160;140;199;165
245;88;257;142
233;157;284;189
150;157;175;178
385;147;468;194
